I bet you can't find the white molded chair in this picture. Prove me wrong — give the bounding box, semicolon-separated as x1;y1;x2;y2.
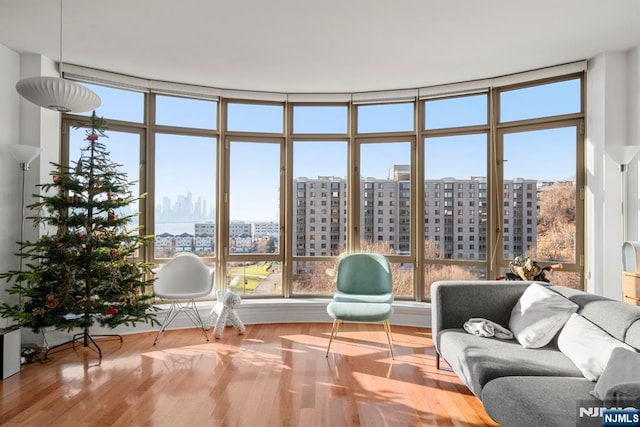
153;253;214;345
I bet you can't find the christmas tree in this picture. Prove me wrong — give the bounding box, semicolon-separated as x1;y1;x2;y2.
0;112;157;357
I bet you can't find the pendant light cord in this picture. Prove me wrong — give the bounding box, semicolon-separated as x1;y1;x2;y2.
59;0;64;73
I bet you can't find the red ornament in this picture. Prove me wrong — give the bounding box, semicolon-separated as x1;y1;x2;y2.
53;175;62;184
108;211;116;221
87;134;99;141
45;293;59;309
105;307;118;316
110;249;117;258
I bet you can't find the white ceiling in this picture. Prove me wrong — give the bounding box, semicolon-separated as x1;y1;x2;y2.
1;0;640;94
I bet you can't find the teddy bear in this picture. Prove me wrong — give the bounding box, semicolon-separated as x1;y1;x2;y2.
212;290;246;339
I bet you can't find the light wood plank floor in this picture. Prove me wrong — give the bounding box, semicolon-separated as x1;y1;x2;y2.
0;323;498;426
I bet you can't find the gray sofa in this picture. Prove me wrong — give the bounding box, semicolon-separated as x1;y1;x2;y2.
431;280;640;427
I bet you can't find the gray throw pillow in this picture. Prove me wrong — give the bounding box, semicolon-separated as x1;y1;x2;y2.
591;347;640;401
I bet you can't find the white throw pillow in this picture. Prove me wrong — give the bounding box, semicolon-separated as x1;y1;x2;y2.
509;283;578;348
557;313;637;381
592;347;640;400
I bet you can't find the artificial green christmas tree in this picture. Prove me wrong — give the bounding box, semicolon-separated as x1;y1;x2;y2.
0;113;157;358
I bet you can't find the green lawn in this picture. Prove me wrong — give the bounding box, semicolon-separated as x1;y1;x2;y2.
227;263;279;293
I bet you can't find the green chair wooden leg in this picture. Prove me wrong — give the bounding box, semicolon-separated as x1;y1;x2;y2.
383;319;394;359
326;319;342;357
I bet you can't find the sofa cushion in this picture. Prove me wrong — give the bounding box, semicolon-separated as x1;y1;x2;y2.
438;329;583;397
557;313;637;381
509;283;578;348
592;347;640;402
481;376;601;427
550;286;640;345
626;319;640;350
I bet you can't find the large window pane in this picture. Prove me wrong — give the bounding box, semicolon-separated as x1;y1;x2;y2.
154;134;216;259
424;134;488;261
425;94;487;129
502;127;577;264
293;105;348;134
360;142;412;258
227;103;283;133
293;141;348;258
357;103;414;133
292;141;347;295
156;95;217;130
500;79;581;122
229;141;280;254
76;83;144;123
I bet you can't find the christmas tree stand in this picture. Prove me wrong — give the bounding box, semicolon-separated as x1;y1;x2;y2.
44;328;123;359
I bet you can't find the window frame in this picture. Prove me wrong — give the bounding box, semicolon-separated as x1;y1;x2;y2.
60;72;586;301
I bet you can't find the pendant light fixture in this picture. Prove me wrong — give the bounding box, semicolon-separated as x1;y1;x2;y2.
15;0;101;113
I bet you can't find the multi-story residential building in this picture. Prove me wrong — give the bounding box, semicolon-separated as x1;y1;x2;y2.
253;221;279;239
194;222;215;253
294;167;538;260
229;222;252;238
295;176;347;257
195;222;216;237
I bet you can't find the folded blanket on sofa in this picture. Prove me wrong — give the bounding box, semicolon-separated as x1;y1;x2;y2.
463;318;514;339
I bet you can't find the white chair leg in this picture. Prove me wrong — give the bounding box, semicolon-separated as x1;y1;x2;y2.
153;299;210;345
153;302;178;345
181;300;210;341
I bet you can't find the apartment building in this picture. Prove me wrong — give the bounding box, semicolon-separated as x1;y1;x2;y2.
294;167;537;259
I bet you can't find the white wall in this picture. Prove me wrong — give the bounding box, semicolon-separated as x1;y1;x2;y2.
626;47;640;241
0;49;60;329
586;47;640;300
0;44;22;323
19;53;60;241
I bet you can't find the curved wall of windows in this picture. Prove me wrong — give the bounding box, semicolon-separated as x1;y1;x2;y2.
62;67;586;301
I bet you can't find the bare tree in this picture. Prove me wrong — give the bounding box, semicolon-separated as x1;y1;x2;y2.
424;264;478;299
536;182;576;263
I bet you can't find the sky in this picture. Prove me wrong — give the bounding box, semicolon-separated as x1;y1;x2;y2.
71;79;581;222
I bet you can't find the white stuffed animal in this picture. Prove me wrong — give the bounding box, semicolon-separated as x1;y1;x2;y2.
212;290;246;339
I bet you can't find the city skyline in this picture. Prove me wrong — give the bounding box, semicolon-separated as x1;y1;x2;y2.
155;192;215;223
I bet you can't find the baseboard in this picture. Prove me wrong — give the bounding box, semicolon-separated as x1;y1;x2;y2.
20;299;432;347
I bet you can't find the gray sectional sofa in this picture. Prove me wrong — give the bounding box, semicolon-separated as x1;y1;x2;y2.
431;280;640;427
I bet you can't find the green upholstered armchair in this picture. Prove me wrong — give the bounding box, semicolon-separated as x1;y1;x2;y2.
326;253;394;358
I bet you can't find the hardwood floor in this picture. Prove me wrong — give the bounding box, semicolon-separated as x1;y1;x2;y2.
0;323;498;426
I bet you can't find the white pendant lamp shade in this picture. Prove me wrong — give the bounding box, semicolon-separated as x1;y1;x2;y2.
16;76;101;113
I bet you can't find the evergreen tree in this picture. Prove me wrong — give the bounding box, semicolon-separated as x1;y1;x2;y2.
0;113;157;348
